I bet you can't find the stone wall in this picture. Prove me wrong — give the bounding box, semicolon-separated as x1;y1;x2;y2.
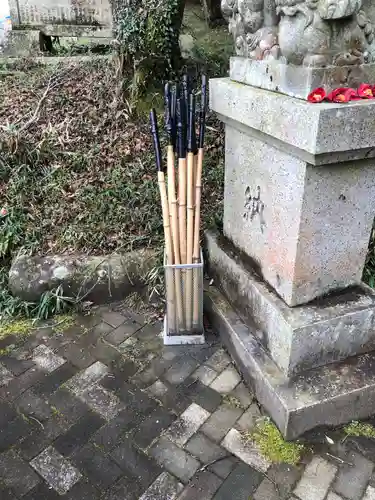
9;0;112;36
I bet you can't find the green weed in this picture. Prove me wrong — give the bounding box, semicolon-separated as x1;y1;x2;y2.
344;421;375;438
243;418;305;465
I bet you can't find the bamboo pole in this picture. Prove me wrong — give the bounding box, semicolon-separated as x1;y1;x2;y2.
168;145;184;331
164;84;184;330
193;75;207;327
185;93;196;331
150;109;176;332
165;84;180;264
177;98;187;266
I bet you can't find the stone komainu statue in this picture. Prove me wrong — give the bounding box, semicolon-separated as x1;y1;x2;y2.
221;0;375;66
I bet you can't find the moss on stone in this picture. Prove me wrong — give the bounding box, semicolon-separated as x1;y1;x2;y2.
53;314;76;333
222;395;246;409
50;406;62;417
0;318;33;340
344;421;375;438
0;314;76;357
244;418;305;465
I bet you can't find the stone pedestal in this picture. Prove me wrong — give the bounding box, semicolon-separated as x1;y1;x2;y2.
212;78;375;307
230;57;375;101
207;77;375;437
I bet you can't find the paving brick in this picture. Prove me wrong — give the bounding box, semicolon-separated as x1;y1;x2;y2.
135;354;179;387
115;382;158;414
64;361;109;395
0;401;17;427
0;334;18;351
133;406;176;449
178;470;222;500
103;476;144;500
30;446;82;494
118;334;161;364
17;414;71;460
64;479;102;500
110;438;162;488
72;443;122;488
0;364;14;386
200;405;243;443
253;478;279;500
181;378;222;413
140;472;184;500
110;305;146;326
58;343;97;369
266;463;302;497
135;322;164;341
0;449;40;496
222;428;270;473
234;403;262;432
34;363;78;396
230;382;254;408
188;344;220;364
333;449;373;499
162;346;189;363
185;432;229;464
91;407;141;451
149;436;200;483
21;482;61;500
364;486;375;500
210;366;241;394
154;383;192;415
32;345;66;372
327;493;345;500
53;411;106;456
294;457;337;500
0;415;32;452
208;456;239;479
192;365;218;386
0;367;44;401
100;311;127;328
147;379;169;398
76;311;102;330
46;388;90;424
88;338;122;365
213;462;263;500
164;403;211;446
0;356;35;376
105;322;140;345
163;356;200;385
341;436;375;464
0;484;18;500
15;389;53;421
99;361;139;391
88;321;114;340
205;349;231;372
79;383;125;420
163;345;208;362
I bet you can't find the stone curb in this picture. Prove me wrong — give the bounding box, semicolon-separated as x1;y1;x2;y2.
8;249;158;304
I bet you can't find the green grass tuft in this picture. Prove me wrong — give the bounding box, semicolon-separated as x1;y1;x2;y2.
53;314;76;333
222;395;246;409
0;318;34;339
344;421;375;438
244;418;305;465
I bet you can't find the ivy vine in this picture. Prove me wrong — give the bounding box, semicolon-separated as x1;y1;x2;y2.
114;0;183;99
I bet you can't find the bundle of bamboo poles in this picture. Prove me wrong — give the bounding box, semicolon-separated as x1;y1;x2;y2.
150;74;207;334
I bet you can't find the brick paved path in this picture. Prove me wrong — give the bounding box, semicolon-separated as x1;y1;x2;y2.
1;303;375;499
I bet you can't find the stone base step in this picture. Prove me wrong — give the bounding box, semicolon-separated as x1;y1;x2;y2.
204;284;375;439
